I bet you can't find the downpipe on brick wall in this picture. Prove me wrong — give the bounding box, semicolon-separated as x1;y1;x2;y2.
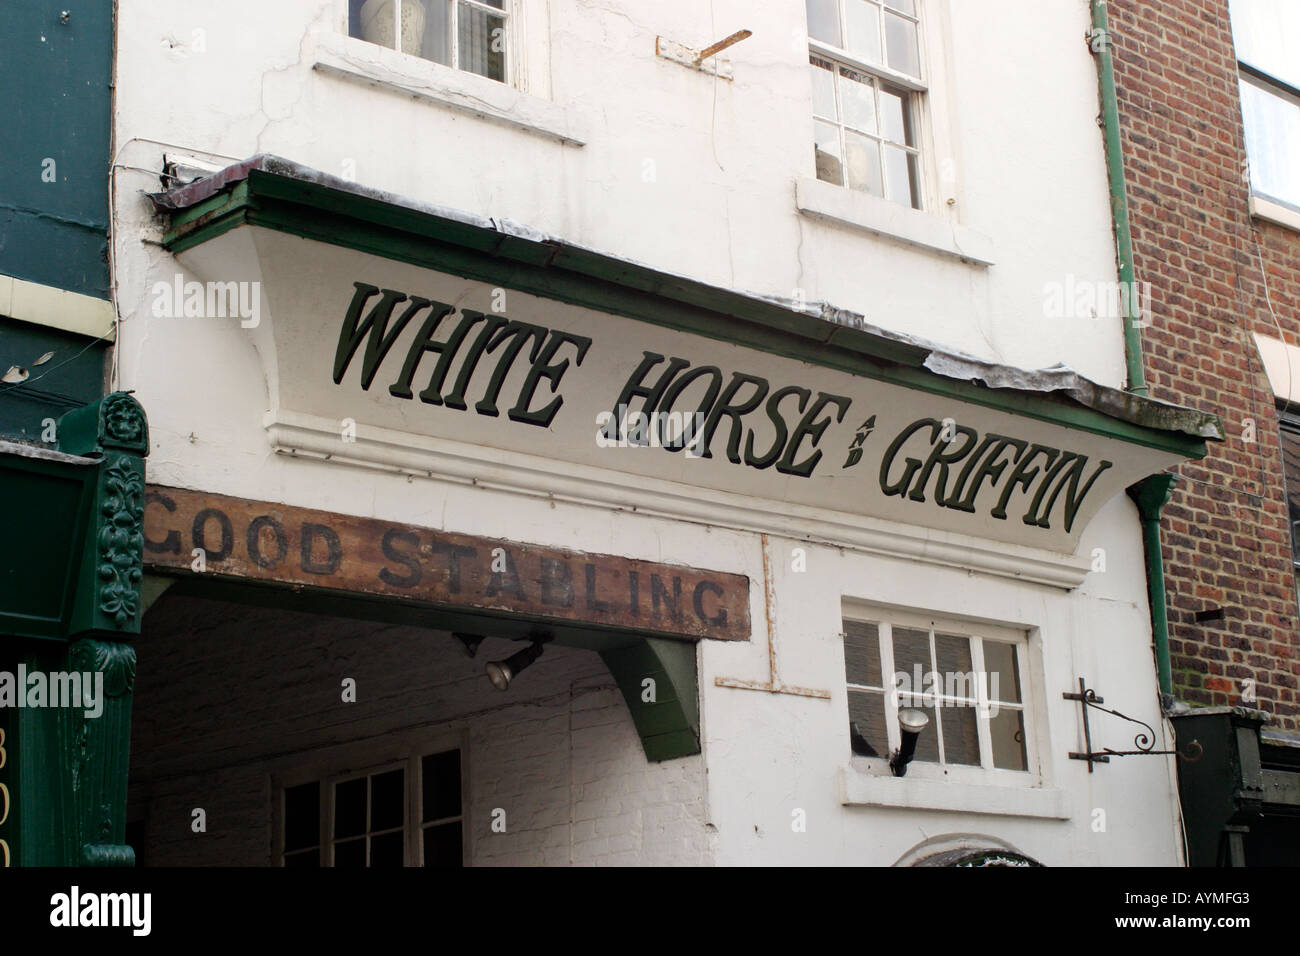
1091;1;1176;705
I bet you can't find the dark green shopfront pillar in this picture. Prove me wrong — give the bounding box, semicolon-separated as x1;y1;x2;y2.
0;392;148;866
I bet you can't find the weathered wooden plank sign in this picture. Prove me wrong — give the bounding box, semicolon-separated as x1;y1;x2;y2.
143;486;750;641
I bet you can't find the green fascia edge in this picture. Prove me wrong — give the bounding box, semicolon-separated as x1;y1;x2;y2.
153;157;1220;459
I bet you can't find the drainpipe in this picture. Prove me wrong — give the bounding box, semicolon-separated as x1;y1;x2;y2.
1091;3;1175;703
1090;0;1147;397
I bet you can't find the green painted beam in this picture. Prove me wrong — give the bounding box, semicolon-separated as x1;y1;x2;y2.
600;638;700;762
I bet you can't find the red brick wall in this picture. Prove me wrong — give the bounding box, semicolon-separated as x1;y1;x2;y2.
1110;0;1300;727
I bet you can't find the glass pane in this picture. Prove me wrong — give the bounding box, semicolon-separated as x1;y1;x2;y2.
806;0;841;47
879;87;913;145
848;690;887;757
892;625;931;689
884;11;920;77
983;641;1022;703
990;707;1028;771
883;144;919;207
334;777;366;838
940;704;981;765
1231;0;1300;91
814;120;844;186
844;0;883;65
844;131;883;196
420;0;452;65
885;0;916;15
283;781;319;852
1241;78;1300;208
370;769;404;832
843;620;882;687
459;4;506;81
333;837;365;867
838;67;877;132
424;822;464;867
1282;427;1300;564
810;57;837;120
423;750;462;822
934;633;974;700
356;0;430;57
284;848;320;868
370;831;405;867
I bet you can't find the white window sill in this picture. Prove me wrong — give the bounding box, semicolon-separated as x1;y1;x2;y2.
837;765;1067;819
1251;194;1300;234
313;31;587;147
796;176;995;266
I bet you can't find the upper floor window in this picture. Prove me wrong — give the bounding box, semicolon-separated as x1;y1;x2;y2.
806;0;925;208
843;613;1031;774
1280;416;1300;579
1230;0;1300;210
350;0;510;83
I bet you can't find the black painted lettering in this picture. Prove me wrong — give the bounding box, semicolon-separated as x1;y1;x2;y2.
693;580;728;627
651;574;683;623
509;330;592;427
246;515;289;569
952;437;1027;512
584;563;614;614
430;540;477;593
608;353;691;443
191;508;233;562
880;419;939;496
440;311;508;408
658;365;723;452
700;372;769;463
301;523;342;575
991;444;1060;520
908;425;978;504
540;556;575;607
484;548;526;600
745;385;809;470
379;528;422;588
144;491;181;555
474;321;549;416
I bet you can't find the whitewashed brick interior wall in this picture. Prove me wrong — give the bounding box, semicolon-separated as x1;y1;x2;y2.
128;595;713;865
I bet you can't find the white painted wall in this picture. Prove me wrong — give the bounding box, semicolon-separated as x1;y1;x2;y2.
111;0;1183;866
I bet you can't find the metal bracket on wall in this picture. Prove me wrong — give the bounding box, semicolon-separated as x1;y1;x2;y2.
1064;677;1202;771
655;30;751;81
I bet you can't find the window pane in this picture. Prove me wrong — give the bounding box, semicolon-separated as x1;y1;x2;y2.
885;0;916;15
284;848;320;868
845;132;884;196
1281;427;1300;564
934;633;973;699
1231;0;1300;91
370;831;405;867
983;641;1022;703
814;120;845;185
940;703;981;765
459;3;505;81
838;67;878;133
284;781;320;852
1241;78;1300;208
884;144;919;207
370;769;405;832
810;58;838;120
884;11;920;77
844;0;883;65
420;0;452;65
892;626;931;686
879;87;913;145
423;750;462;822
848;690;887;757
424;821;464;867
990;707;1028;771
334;777;367;838
333;837;365;867
806;0;842;47
843;621;883;687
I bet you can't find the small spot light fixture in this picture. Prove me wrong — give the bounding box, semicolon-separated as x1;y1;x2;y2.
486;639;547;692
890;708;931;777
453;632;485;658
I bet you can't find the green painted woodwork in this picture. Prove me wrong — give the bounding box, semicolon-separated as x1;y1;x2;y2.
160;167;1213;459
600;638;700;761
0;392;147;865
0;1;114;299
0;318;109;444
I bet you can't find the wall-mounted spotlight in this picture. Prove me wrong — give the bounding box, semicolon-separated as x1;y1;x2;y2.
486;640;547;692
453;632;485;658
890;708;931;777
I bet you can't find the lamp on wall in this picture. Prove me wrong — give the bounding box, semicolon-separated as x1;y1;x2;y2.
890;708;931;777
486;640;547;691
453;632;484;658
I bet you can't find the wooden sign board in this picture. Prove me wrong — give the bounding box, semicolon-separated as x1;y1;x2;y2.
143;486;750;642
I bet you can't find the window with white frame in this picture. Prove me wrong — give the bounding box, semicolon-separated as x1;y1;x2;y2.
1230;0;1300;211
349;0;511;84
806;0;925;208
280;746;464;867
843;615;1030;773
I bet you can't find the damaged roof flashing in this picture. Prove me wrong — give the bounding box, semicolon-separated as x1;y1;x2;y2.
149;154;1223;451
